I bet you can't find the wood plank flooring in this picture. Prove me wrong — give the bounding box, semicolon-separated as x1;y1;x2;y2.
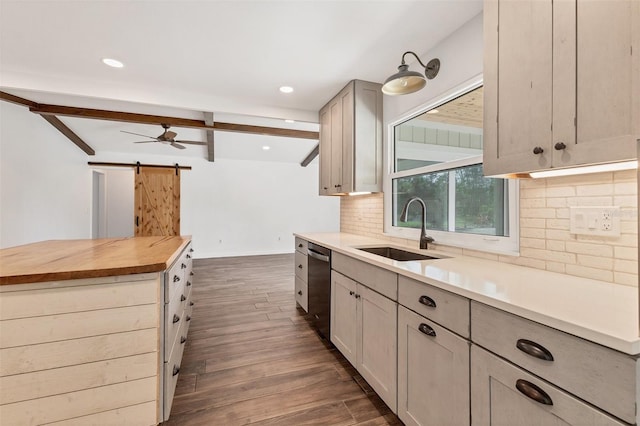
162;254;402;426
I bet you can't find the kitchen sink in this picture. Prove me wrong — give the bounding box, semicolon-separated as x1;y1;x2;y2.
356;246;440;261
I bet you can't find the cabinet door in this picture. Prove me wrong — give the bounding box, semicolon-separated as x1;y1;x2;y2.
471;345;625;426
357;284;397;413
483;0;553;176
398;306;469;426
330;271;357;366
318;107;332;195
330;96;344;194
560;0;637;166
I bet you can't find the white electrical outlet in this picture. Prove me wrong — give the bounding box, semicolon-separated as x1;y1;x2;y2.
569;206;621;237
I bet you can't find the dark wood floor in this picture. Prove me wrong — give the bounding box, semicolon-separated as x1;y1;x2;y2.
163;253;402;426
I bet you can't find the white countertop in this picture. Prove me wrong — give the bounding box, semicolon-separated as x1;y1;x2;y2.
295;232;640;355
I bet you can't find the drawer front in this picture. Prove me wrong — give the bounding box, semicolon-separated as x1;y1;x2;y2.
471;301;636;423
471;345;625;426
332;252;398;300
165;243;193;302
398;276;470;338
164;301;184;358
294;251;308;281
163;319;187;421
295;276;308;312
295;237;308;254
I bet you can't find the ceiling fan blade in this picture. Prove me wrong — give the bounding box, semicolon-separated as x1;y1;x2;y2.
171;142;186;150
121;130;157;139
133;140;157;144
164;131;178;139
175;140;207;145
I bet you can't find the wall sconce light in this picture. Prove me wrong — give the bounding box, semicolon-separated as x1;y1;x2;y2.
382;52;440;96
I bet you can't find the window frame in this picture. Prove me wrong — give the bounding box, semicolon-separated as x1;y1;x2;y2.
383;78;520;255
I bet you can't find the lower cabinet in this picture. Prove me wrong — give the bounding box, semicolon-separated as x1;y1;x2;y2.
471;345;626;426
397;306;470;426
330;271;397;412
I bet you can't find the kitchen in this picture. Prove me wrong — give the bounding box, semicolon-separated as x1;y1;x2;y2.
0;1;638;425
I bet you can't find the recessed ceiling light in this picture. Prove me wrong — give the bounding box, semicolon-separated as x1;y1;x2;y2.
279;86;294;94
285;119;295;123
262;146;271;151
427;109;439;114
102;58;124;68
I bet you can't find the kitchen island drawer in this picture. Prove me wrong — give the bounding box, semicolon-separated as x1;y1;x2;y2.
294;251;308;281
332;252;398;300
295;237;308;254
398;276;469;338
471;301;637;424
295;276;308;312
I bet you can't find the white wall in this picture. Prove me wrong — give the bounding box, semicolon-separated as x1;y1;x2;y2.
104;168;134;238
0;101;91;248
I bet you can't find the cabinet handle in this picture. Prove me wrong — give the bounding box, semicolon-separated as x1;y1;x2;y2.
190;271;195;276
298;290;303;295
173;275;180;282
516;339;554;361
187;281;192;287
186;315;192;322
323;186;328;190
180;336;187;344
418;295;437;308
532;147;544;155
298;264;303;269
349;290;355;296
172;314;180;324
181;263;187;269
172;365;180;376
334;184;342;188
355;294;361;299
298;243;303;248
554;142;567;150
418;323;437;337
180;294;186;302
189;248;194;253
190;301;194;306
515;379;553;406
186;254;191;259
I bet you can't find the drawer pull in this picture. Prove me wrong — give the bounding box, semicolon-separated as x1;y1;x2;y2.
298;243;303;248
173;275;180;283
516;379;553;406
516;339;554;362
189;248;194;253
181;263;187;269
190;301;195;306
172;365;180;376
180;294;186;302
532;146;544;155
180;336;187;344
187;281;192;287
349;290;355;296
418;323;436;337
418;295;437;308
186;254;191;259
186;315;192;322
297;290;303;295
298;264;303;269
190;271;194;276
172;314;180;324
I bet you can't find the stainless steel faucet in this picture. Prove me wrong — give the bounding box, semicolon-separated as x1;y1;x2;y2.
399;196;435;249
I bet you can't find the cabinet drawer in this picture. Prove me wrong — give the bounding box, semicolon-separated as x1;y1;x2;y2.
471;301;637;424
294;251;308;281
398;276;469;338
164;299;186;358
332;252;398;300
295;276;308;312
165;245;191;302
164;318;187;420
471;345;625;426
295;237;308;254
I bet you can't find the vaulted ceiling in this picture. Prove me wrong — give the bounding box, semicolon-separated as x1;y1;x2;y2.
0;1;483;161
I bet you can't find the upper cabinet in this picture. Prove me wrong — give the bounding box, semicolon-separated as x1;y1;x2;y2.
483;0;640;176
319;80;383;195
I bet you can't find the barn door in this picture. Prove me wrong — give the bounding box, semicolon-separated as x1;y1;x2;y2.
134;166;180;236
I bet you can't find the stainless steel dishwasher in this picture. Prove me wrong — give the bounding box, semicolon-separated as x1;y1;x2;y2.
307;242;331;339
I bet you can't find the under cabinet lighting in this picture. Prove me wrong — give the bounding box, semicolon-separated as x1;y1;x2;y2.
347;192;372;196
285;119;295;123
528;161;637;178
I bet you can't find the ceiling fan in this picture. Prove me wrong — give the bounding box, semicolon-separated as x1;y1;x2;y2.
121;123;207;150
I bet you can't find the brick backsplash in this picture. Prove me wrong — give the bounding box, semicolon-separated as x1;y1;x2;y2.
340;170;638;286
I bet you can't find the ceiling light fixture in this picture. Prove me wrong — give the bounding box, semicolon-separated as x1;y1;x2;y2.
279;86;294;94
262;146;271;151
382;52;440;96
102;58;124;68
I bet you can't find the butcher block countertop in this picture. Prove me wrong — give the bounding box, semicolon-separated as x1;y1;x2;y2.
0;236;191;285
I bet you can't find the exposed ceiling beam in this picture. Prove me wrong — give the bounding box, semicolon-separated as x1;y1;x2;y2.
29;103;319;140
300;143;319;167
40;115;95;155
0;91;40;108
203;112;215;162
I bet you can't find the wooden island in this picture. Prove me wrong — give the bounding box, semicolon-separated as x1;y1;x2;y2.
0;236;194;425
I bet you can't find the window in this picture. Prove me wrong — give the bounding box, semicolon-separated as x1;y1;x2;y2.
384;82;519;254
